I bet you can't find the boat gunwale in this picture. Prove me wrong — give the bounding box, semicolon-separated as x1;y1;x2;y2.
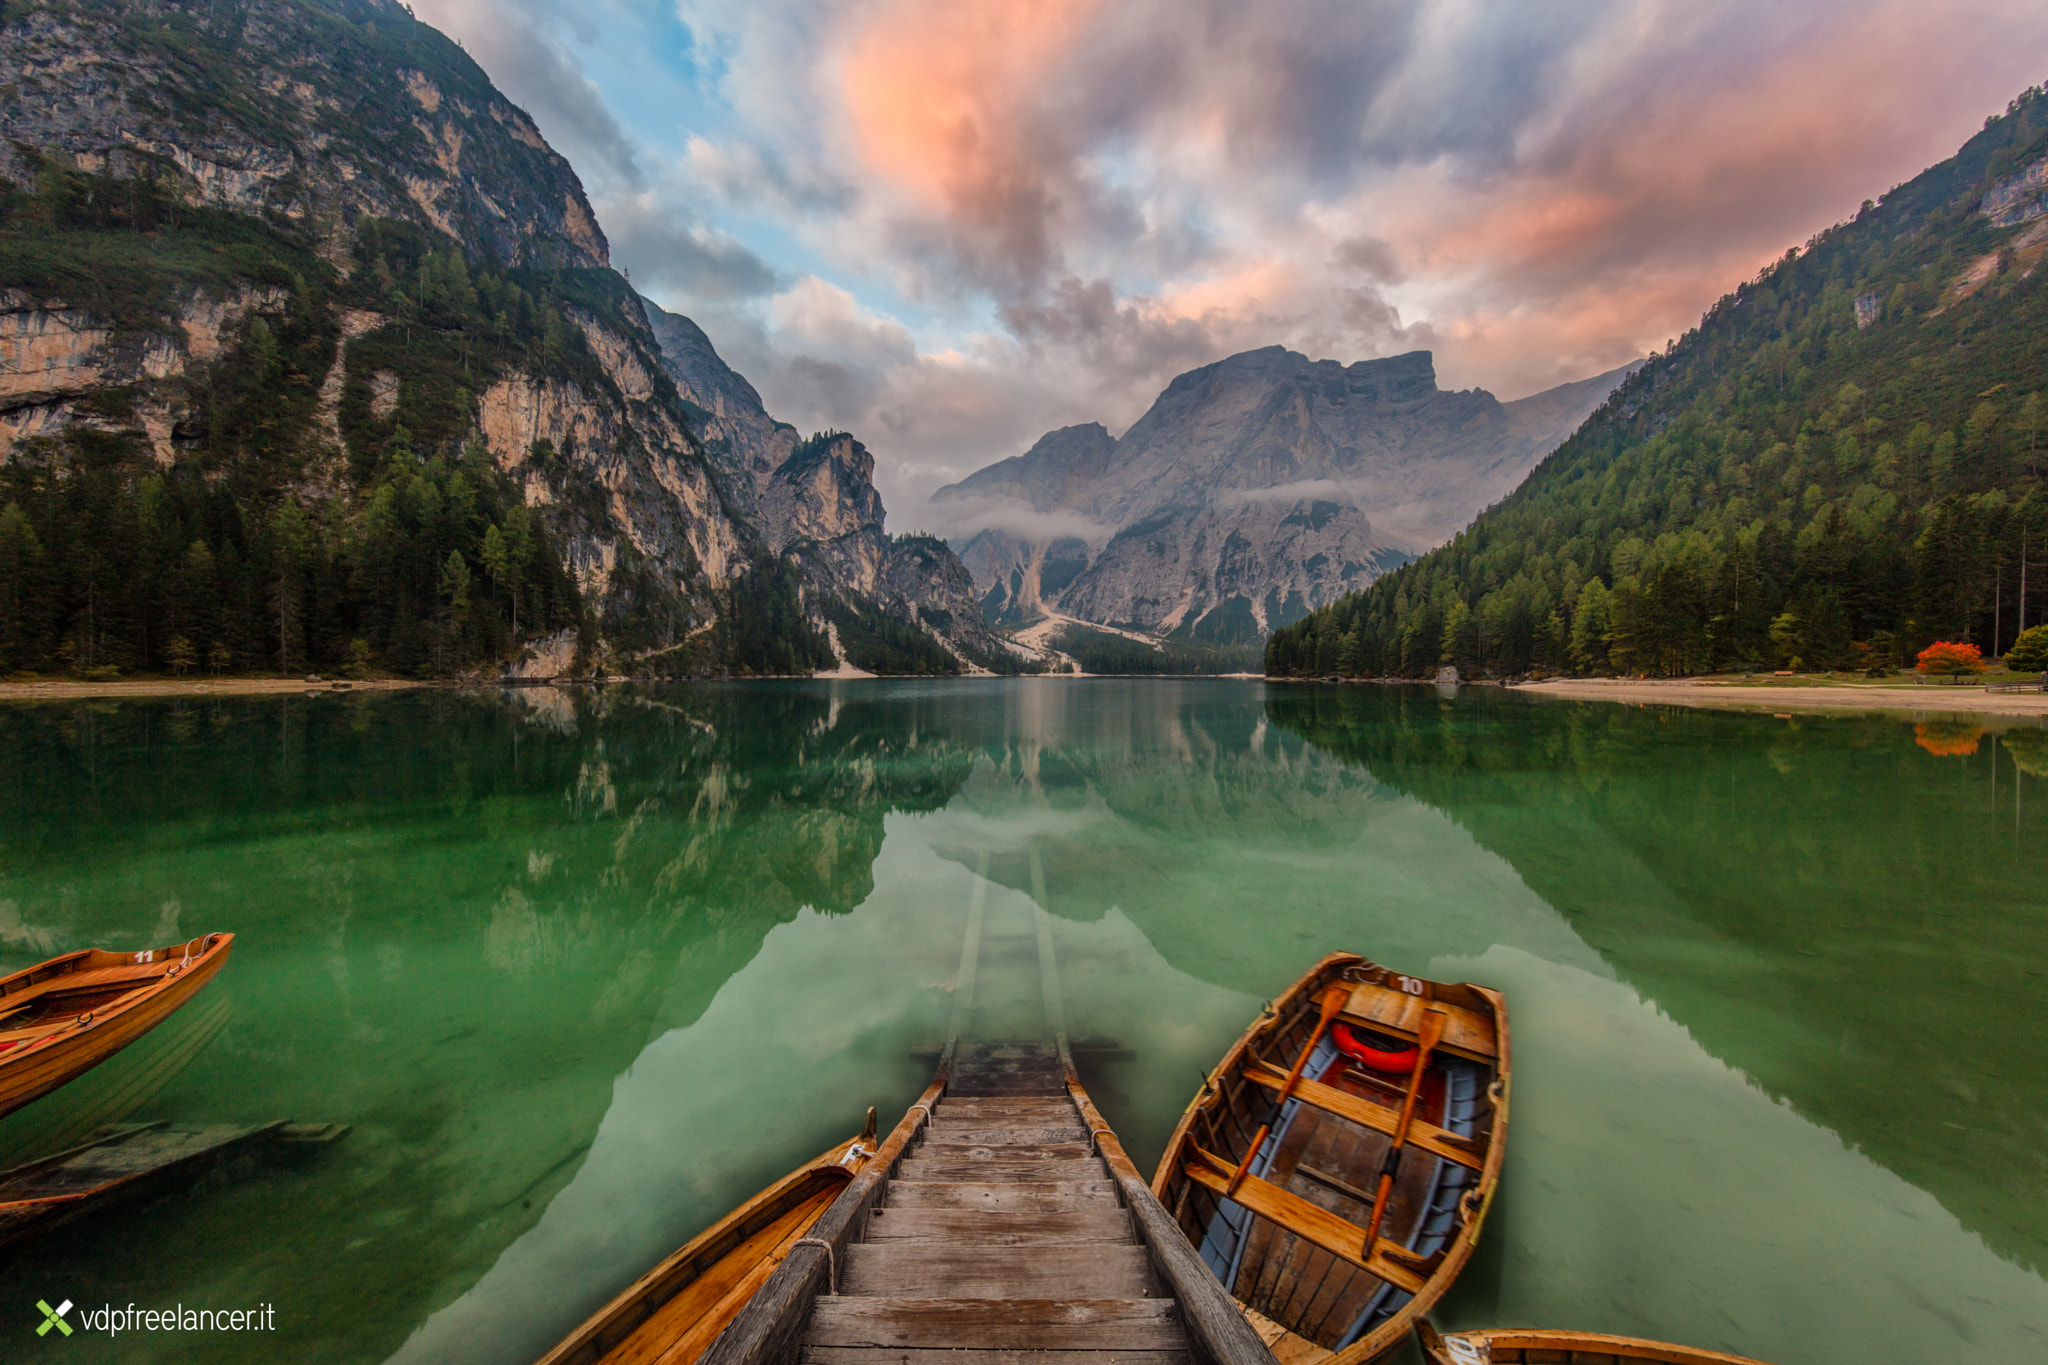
1149;951;1512;1365
1422;1324;1775;1365
0;934;234;1119
533;1137;867;1365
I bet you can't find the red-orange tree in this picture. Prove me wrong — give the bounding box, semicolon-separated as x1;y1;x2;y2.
1916;640;1986;681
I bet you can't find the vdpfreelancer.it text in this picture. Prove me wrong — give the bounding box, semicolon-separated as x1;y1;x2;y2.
78;1303;277;1334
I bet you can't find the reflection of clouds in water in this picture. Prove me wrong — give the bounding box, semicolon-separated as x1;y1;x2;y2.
387;744;2048;1365
385;810;1251;1365
1439;946;2048;1361
0;898;60;955
384;821;973;1365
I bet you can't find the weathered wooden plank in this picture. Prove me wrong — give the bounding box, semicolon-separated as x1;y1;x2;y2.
696;1079;945;1365
804;1298;1185;1351
914;1142;1091;1161
841;1243;1158;1298
802;1349;1188;1365
1067;1082;1282;1365
923;1125;1088;1145
861;1206;1133;1245
896;1159;1106;1183
935;1099;1076;1115
884;1180;1117;1211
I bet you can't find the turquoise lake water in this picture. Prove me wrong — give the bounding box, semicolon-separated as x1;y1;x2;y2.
0;679;2042;1363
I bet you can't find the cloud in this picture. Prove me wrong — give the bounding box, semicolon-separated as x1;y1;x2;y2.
916;494;1114;545
430;0;2048;522
600;192;780;299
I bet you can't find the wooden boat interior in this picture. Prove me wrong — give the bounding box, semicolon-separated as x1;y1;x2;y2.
537;1128;876;1365
0;937;227;1051
1154;953;1509;1364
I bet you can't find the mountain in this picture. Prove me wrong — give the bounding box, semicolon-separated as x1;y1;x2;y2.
0;0;1002;679
1268;84;2048;680
639;300;998;672
931;346;1635;645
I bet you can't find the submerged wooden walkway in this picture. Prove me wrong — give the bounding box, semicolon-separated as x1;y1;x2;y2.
702;855;1277;1365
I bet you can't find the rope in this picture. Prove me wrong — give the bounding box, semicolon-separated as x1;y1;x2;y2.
791;1238;838;1294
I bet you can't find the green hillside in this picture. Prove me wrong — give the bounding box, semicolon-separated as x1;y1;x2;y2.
1268;86;2048;679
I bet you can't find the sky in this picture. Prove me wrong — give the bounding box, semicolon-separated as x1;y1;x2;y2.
411;0;2048;523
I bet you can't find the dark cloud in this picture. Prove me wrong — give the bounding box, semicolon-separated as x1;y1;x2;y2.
599;196;780;300
1331;236;1402;283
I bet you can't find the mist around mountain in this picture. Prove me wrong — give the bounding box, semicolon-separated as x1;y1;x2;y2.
930;346;1635;653
1270;85;2048;680
0;0;1006;680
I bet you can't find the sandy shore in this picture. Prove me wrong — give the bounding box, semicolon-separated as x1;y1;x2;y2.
1513;676;2048;719
0;677;432;702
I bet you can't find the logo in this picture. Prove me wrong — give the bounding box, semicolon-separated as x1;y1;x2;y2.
36;1299;72;1337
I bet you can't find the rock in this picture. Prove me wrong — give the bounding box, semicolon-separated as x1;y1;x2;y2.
0;0;994;675
930;347;1639;641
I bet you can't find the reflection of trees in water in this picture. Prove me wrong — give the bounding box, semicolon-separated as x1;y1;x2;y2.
0;685;977;1357
1264;684;2048;1275
1915;720;1985;756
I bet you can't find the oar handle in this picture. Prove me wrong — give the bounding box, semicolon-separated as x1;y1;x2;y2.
1226;984;1350;1196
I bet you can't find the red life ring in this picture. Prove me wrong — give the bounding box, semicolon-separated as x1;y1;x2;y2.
1333;1022;1419;1073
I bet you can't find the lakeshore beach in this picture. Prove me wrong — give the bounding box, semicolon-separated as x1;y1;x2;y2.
1514;676;2048;719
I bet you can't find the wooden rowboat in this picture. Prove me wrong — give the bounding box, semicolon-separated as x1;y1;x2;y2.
0;934;234;1120
1417;1321;1776;1365
1152;951;1510;1364
535;1112;880;1365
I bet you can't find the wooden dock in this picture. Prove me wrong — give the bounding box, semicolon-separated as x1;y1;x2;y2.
700;854;1277;1365
804;1039;1186;1361
0;1118;348;1248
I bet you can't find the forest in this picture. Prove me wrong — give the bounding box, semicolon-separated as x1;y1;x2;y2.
0;163;599;678
1268;87;2048;680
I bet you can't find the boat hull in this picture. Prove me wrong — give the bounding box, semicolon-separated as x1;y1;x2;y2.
1419;1323;1776;1365
1151;951;1510;1365
0;935;234;1120
535;1138;871;1365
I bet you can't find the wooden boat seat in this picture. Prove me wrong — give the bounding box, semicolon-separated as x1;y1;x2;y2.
2;961;175;1010
1243;1062;1487;1173
1182;1145;1428;1295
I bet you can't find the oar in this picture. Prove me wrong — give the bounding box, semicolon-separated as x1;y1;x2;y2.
1227;983;1349;1196
1362;1008;1446;1250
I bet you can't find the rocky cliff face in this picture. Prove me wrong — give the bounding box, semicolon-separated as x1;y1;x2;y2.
0;0;997;677
640;300;1004;668
931;347;1637;641
0;0;606;269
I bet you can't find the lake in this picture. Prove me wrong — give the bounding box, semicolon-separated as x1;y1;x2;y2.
0;679;2042;1364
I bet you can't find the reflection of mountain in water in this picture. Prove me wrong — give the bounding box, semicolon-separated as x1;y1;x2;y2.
1263;684;2048;1274
0;685;972;1360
